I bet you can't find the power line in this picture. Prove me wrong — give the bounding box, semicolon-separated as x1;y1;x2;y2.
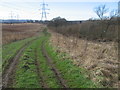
8;11;20;20
0;2;47;20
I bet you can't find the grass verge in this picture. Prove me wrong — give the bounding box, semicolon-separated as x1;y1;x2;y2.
45;35;101;88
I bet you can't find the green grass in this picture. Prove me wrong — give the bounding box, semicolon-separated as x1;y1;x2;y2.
13;39;41;88
2;36;37;72
4;30;102;88
36;35;61;88
45;38;100;88
14;34;60;88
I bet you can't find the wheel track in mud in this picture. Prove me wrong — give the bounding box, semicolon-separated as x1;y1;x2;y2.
41;41;68;88
34;47;48;88
2;38;38;88
3;36;68;88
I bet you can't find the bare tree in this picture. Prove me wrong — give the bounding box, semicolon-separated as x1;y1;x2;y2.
94;5;109;40
110;9;118;19
94;5;109;20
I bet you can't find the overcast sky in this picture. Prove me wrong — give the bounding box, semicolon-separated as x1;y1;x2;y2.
0;0;119;20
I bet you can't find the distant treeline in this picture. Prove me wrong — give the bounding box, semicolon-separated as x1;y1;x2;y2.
1;19;45;23
48;17;119;42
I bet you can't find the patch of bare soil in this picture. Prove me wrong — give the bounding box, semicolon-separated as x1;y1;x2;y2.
49;30;119;88
41;41;68;88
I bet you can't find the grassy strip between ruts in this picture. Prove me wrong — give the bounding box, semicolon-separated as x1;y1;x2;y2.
36;34;61;88
45;34;102;88
2;36;37;72
14;33;61;88
13;39;41;88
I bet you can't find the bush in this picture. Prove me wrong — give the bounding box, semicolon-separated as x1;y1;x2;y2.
48;18;119;42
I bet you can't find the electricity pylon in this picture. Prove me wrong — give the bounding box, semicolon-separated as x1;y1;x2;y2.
10;11;14;19
40;0;49;21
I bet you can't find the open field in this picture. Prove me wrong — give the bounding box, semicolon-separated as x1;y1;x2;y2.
2;22;119;88
2;23;44;44
2;24;100;88
1;0;119;89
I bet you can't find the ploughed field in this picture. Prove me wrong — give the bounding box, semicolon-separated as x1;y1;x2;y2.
2;23;44;44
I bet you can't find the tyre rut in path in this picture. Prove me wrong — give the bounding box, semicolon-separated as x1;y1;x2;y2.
2;38;37;88
34;48;48;88
41;41;68;88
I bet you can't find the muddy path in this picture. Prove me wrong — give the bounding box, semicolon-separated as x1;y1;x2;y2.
41;41;68;88
2;38;37;88
34;48;48;88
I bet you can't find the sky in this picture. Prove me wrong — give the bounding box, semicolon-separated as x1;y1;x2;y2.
0;0;119;20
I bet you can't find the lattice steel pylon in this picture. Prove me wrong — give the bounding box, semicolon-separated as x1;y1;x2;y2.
40;0;49;21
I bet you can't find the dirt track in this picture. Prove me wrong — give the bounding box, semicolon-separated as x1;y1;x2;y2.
2;38;37;88
34;48;48;88
2;36;68;88
41;41;68;88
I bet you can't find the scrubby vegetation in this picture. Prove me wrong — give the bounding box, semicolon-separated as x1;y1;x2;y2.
48;17;119;42
47;17;119;88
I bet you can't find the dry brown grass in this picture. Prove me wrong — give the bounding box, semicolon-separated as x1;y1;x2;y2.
2;23;45;44
49;30;119;88
48;19;119;87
